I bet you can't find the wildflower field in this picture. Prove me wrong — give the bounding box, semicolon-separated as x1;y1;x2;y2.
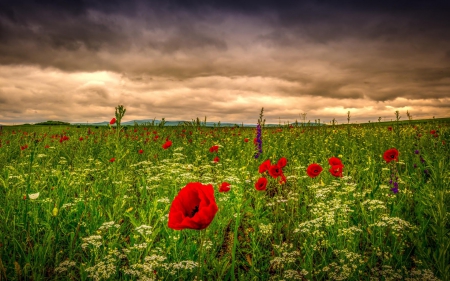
0;110;449;281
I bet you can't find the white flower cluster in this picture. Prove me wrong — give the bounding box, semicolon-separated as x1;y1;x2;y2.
337;226;363;238
270;243;301;270
132;243;148;250
54;260;76;274
361;199;387;212
169;260;198;272
135;225;153;236
259;223;273;235
283;269;308;280
81;235;102;249
156;197;170;204
98;221;120;231
370;215;417;232
323;249;364;280
202;239;213;250
85;259;116;280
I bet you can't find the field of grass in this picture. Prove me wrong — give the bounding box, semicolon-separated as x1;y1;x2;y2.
0;111;449;280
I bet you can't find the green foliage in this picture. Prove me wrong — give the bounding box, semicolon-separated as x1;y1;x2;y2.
0;118;448;280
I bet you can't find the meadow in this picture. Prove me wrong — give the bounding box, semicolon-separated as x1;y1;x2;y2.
0;109;449;281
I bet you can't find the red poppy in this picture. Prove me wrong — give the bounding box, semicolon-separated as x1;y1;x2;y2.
45;145;50;149
430;130;436;135
59;136;69;143
383;148;399;163
219;182;231;192
168;182;218;230
213;156;220;163
20;144;28;151
244;138;249;143
255;177;268;191
387;126;393;131
110;118;116;125
306;163;322;178
259;159;271;173
109;157;115;163
139;149;144;154
329;164;344;177
162;140;172;149
209;145;219;153
328;157;342;166
277;157;287;168
268;164;283;179
279;174;287;184
79;137;84;141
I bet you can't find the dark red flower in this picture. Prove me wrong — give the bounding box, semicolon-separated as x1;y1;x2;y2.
213;156;220;163
255;177;268;191
109;157;115;163
244;138;249;143
139;149;144;154
387;126;393;131
328;157;342;166
329;164;344;177
168;182;218;230
383;148;399;163
209;145;219;153
44;145;50;149
430;130;436;135
268;164;283;179
277;157;287;168
79;137;84;141
20;144;28;151
219;182;231;193
110;118;116;125
259;159;271;173
306;163;322;178
162;140;172;149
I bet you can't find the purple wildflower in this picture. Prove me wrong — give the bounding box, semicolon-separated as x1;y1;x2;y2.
254;123;263;159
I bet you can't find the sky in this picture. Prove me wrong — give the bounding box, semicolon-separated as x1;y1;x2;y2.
1;0;450;125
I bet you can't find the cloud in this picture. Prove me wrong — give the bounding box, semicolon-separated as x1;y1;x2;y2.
0;0;449;124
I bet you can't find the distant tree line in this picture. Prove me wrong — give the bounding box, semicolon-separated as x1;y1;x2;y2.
34;120;71;125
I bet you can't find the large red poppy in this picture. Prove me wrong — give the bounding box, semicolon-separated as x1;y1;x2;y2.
329;164;344;177
277;157;287;168
306;163;322;178
168;182;218;230
268;164;283;179
383;148;399;163
255;177;268;191
328;157;342;166
259;159;271;173
110;118;116;125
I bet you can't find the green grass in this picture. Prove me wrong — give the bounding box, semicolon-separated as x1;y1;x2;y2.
0;117;449;280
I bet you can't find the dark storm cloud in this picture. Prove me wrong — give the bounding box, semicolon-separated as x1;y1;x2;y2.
1;0;450;124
